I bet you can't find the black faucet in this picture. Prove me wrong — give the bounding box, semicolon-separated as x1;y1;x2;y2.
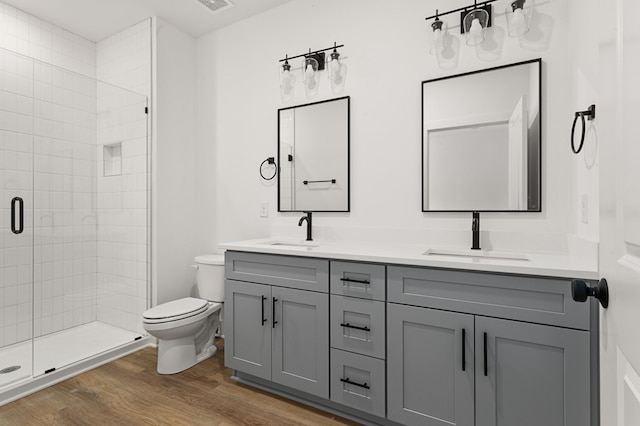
471;211;481;250
298;211;313;241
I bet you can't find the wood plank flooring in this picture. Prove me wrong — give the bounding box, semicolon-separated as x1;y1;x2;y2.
0;339;360;425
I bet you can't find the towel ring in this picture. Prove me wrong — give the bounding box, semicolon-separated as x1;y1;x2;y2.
260;157;277;180
571;104;596;154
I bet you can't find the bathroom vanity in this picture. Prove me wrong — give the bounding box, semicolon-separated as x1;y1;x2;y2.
221;240;598;426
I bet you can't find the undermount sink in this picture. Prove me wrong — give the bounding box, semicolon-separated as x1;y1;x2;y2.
422;248;532;262
262;240;320;248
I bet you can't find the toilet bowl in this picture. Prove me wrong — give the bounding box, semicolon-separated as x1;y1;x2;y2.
142;254;224;374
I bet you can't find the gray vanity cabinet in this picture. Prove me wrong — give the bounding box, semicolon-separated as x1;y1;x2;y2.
224;251;597;426
224;280;272;380
224;251;330;399
475;316;590;426
387;266;593;426
271;285;329;397
387;303;475;426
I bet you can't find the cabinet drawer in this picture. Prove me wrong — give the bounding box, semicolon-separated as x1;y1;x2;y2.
330;295;385;359
330;261;385;301
225;251;329;292
330;349;386;418
388;266;591;330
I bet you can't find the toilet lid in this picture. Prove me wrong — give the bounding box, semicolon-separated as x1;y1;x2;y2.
143;297;209;320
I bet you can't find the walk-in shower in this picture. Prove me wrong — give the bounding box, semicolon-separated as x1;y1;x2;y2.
0;47;150;402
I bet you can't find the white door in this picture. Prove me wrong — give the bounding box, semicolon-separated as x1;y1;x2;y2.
598;0;640;424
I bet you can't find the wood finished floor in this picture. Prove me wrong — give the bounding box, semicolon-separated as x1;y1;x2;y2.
0;340;360;425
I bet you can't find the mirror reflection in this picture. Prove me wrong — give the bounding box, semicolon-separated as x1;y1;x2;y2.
278;96;350;212
422;59;541;212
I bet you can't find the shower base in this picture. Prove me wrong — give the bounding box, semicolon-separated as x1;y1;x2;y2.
0;322;148;404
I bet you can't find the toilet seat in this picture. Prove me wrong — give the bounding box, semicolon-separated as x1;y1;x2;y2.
143;297;210;324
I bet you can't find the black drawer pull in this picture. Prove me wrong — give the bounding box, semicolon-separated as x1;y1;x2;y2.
483;332;488;377
340;378;370;389
261;296;267;326
340;323;370;332
340;277;370;285
461;328;466;372
272;298;278;328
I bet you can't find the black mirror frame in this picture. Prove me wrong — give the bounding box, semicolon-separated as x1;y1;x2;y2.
277;96;351;213
421;58;542;213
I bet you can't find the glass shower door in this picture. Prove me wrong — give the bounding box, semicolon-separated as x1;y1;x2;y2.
0;48;35;387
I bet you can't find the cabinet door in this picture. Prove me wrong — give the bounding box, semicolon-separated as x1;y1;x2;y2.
387;303;475;426
224;280;272;380
475;316;590;426
272;286;329;398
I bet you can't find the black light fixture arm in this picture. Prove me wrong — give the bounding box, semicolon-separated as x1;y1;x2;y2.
279;43;345;63
425;0;497;21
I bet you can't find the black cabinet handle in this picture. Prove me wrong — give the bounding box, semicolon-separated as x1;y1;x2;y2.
462;328;466;372
11;197;24;235
340;277;370;285
340;323;370;332
272;298;278;328
261;296;267;326
340;377;370;389
483;332;488;377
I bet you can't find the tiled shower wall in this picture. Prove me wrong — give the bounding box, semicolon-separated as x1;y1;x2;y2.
96;20;151;335
0;2;98;347
0;3;150;346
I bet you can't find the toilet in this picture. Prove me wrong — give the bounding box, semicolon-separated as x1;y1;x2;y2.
142;254;224;374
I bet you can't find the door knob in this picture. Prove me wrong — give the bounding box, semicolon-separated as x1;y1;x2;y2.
571;278;609;308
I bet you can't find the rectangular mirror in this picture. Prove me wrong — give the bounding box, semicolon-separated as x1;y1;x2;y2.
278;96;350;212
422;59;541;212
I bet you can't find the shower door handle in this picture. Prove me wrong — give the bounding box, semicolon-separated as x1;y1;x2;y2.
11;197;24;234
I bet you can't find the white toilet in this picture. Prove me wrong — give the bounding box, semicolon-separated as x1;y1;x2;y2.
142;254;224;374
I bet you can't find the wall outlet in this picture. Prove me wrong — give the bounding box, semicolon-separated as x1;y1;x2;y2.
259;202;269;218
581;194;589;224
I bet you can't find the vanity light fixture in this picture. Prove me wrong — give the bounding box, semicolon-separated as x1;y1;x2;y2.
303;53;321;98
328;43;348;94
462;1;492;46
505;0;532;37
425;1;495;47
278;43;346;100
429;10;447;55
280;55;296;102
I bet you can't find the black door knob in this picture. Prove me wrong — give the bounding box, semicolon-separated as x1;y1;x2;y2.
571;278;609;308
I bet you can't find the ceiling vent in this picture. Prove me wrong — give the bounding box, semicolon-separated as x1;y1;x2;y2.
196;0;234;14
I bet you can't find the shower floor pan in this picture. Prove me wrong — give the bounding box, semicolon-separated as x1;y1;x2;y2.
0;322;141;389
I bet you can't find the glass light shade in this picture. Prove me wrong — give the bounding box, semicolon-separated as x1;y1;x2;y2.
506;0;531;37
303;57;320;98
429;20;447;55
328;54;347;94
436;33;460;69
280;63;296;102
463;8;489;46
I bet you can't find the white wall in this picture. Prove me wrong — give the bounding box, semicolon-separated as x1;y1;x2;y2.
197;0;577;250
154;19;198;304
567;0;600;241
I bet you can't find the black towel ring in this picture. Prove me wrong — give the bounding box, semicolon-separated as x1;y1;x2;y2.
571;104;596;154
260;157;277;180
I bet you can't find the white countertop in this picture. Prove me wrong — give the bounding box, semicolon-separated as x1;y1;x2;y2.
219;238;599;280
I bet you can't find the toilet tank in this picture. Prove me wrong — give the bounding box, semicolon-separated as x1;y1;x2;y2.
194;254;225;302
